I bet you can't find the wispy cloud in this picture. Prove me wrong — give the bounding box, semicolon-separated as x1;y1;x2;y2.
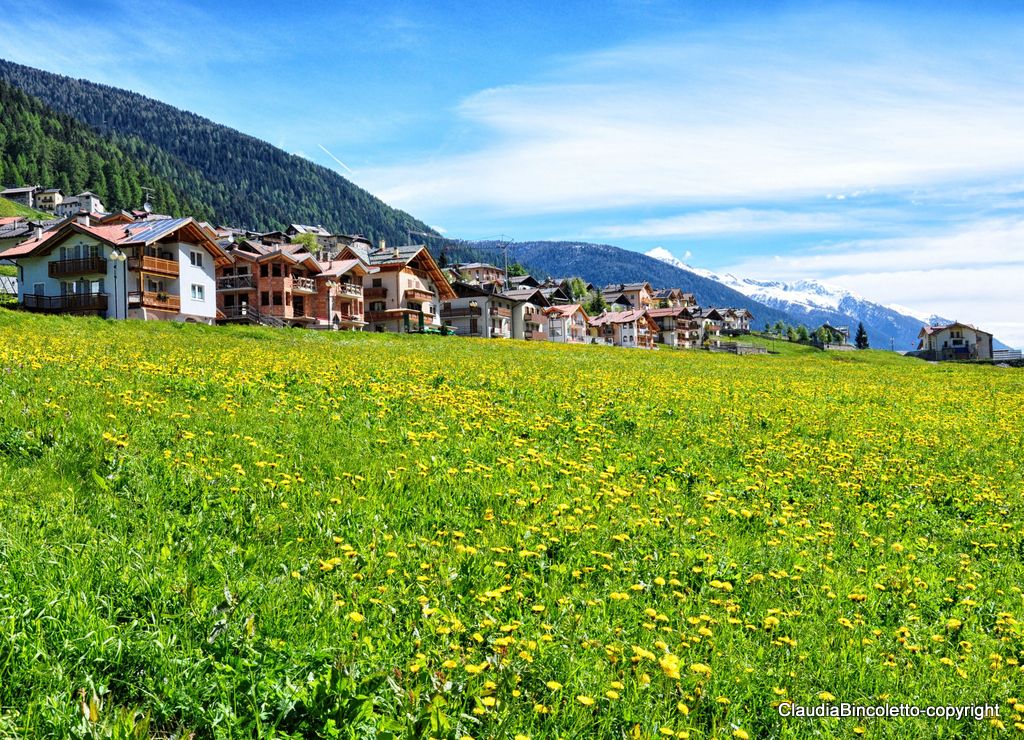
362;8;1024;216
588;208;871;239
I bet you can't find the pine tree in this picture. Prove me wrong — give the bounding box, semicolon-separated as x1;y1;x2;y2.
855;322;869;349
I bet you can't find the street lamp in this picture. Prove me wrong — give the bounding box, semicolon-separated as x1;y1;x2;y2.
109;248;127;319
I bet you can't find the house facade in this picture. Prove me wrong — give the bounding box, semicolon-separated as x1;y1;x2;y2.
5;215;227;323
647;307;701;348
55;192;106;218
500;287;550;340
545;304;589;343
338;242;455;333
35;188;63;211
588;309;658;349
455;262;506;287
916;323;993;361
602;282;654;309
441;281;517;338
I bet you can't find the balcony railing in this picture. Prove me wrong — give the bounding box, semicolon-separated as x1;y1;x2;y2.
364;286;387;299
128;291;181;311
128;255;179;277
216;274;255;291
292;276;316;293
48;256;107;278
336;282;362;297
22;292;108;314
404;287;434;302
442;306;482;319
490;306;512;318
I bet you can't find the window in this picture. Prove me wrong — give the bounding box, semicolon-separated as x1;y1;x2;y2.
189;251;204;268
33;283;45;296
273;292;283;306
191;284;205;301
370;301;385;312
272;264;282;277
372;278;382;288
261;291;270;306
260;264;269;278
224;294;235;308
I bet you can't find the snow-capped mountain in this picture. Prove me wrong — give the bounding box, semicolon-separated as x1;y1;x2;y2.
645;248;933;350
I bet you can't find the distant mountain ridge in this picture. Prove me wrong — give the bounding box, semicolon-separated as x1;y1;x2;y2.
644;248;999;350
0;59;435;246
481;240;797;327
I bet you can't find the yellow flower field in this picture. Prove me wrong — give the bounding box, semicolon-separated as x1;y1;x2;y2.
0;311;1022;738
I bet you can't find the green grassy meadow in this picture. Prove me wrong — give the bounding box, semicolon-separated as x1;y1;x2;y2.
0;311;1022;739
0;197;49;219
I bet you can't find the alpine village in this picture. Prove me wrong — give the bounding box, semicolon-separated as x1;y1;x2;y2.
0;185;996;361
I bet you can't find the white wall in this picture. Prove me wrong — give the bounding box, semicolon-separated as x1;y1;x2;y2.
176;241;217;321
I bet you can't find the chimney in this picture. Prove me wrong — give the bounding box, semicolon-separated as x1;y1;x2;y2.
76;213;91;227
378;238;386;252
33;226;42;241
392;246;400;259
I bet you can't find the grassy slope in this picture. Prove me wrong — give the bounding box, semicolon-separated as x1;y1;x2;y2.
0;196;49;219
0;312;1022;738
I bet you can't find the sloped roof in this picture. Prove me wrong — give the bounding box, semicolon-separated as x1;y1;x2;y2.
500;287;551;306
589;309;651;326
545;303;589;320
920;322;992;337
2;216;228;264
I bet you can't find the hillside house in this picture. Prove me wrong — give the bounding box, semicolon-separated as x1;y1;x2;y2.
454;262;506;287
602;282;654;309
916;322;993;361
545;303;590;343
441;281;518;338
55;192;106;218
539;285;572;305
507;274;540;289
652;288;696;308
35;188;63;211
721;308;754;333
4;214;228;323
500;287;551;340
1;185;38;208
647;307;701;348
216;237;372;329
588;309;658;349
338;241;455;333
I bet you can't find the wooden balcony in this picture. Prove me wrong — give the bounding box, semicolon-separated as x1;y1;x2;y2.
404;287;434;302
442;306;482;319
292;276;316;294
22;292;108;314
489;306;512;318
336;282;362;298
364;286;387;299
48;256;107;278
129;255;179;277
216;274;255;291
128;291;181;311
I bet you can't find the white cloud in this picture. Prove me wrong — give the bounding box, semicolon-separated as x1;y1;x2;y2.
724;218;1024;347
588;208;867;239
361;11;1024;216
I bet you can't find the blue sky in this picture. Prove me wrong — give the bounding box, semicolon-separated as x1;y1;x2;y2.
3;0;1024;344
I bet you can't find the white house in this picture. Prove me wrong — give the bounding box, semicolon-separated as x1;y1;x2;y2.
917;323;993;361
441;281;518;338
545;303;590;343
55;192;106;218
4;214;228;324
